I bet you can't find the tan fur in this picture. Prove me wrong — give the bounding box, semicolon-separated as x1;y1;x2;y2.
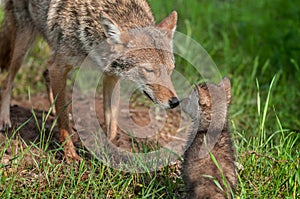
0;0;179;161
148;83;176;104
182;77;237;199
43;68;56;115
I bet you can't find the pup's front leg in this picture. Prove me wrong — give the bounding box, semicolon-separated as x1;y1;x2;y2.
103;73;120;141
49;61;82;162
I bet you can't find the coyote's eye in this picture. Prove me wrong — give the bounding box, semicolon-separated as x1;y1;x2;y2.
145;68;155;73
141;67;157;82
142;67;155;73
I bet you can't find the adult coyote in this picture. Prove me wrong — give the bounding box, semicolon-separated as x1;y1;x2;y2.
0;0;179;161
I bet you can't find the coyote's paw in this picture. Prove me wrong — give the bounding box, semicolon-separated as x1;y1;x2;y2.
64;141;82;164
0;114;12;131
107;124;118;142
108;130;117;142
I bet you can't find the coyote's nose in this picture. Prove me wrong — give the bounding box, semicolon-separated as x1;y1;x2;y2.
169;97;180;109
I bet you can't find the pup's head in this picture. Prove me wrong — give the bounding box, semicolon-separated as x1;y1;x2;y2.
102;11;179;109
196;77;231;130
181;77;231;131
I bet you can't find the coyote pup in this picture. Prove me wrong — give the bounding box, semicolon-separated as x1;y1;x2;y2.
0;0;179;161
182;77;237;199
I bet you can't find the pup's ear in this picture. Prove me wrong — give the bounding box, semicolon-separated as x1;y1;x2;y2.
196;84;211;107
102;15;121;44
157;11;177;39
220;77;231;104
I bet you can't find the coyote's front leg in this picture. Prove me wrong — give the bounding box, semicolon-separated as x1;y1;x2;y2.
103;73;120;141
43;68;56;115
48;60;82;162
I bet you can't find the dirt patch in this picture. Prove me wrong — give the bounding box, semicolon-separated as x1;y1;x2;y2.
1;93;190;165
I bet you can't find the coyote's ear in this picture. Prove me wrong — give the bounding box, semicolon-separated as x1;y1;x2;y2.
102;15;121;44
157;11;177;39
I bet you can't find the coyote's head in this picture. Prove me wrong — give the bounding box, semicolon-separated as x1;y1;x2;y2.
102;11;180;109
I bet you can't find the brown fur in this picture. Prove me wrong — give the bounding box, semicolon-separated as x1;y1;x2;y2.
0;0;16;71
0;0;179;161
182;77;237;199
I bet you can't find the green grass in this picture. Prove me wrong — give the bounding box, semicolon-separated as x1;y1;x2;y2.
1;0;300;198
0;134;184;198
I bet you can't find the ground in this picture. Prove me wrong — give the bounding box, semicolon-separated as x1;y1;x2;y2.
1;92;185;167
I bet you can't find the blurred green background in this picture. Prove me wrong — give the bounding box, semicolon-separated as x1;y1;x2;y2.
148;0;300;132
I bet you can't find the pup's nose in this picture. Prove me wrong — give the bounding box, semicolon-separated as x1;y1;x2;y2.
169;97;180;109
